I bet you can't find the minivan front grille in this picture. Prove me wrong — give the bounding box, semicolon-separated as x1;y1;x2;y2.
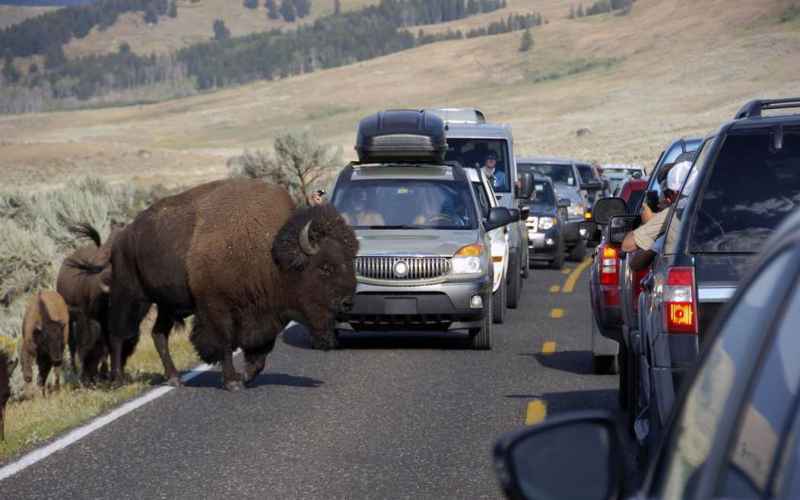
355;256;451;281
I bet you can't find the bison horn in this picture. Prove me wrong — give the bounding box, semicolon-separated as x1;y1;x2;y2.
299;221;319;256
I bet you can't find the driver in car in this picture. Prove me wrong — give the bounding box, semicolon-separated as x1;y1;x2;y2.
482;151;506;190
622;160;692;256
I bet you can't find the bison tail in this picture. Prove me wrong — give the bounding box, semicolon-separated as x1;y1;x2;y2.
189;316;224;364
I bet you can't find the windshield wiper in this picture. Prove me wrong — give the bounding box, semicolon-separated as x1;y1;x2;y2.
365;225;417;229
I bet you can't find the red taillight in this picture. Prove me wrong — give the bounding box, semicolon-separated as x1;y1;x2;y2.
599;245;619;285
663;266;697;335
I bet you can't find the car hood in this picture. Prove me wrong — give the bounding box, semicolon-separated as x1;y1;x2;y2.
355;229;480;257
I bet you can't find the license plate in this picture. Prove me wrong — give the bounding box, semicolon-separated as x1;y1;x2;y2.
384;298;417;315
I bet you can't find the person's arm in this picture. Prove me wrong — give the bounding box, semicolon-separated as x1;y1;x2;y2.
640;203;655;223
622;231;639;253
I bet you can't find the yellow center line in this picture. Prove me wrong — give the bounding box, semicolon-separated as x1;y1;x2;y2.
550;308;564;319
561;267;572;275
562;257;592;294
549;285;561;293
541;341;556;354
525;399;547;426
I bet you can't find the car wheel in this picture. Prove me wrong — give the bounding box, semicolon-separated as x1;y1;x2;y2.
569;239;586;262
492;279;506;324
470;296;492;350
506;255;521;309
551;236;565;270
521;249;530;280
592;354;619;375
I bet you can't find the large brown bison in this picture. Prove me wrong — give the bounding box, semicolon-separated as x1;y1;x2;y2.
0;350;11;440
21;291;70;396
104;179;358;391
57;223;136;384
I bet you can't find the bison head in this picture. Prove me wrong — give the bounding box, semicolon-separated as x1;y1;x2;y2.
36;301;67;367
273;204;359;324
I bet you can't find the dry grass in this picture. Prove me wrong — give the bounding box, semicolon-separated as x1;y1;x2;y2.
0;329;199;462
0;0;798;189
0;6;57;30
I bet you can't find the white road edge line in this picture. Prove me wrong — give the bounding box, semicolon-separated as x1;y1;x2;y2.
0;322;299;482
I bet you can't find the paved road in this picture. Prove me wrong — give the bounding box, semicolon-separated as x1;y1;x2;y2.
1;263;621;500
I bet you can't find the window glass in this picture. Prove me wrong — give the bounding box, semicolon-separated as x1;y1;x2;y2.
691;127;800;253
663;139;714;254
519;163;576;187
577;164;596;184
531;181;555;207
655;251;795;499
445;139;511;193
333;179;477;229
472;181;490;218
720;281;800;498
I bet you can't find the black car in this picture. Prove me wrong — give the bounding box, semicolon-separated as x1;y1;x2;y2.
524;177;569;269
493;206;800;500
611;98;800;455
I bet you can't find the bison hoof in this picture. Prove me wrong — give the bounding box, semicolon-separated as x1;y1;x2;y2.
224;380;245;392
310;334;339;351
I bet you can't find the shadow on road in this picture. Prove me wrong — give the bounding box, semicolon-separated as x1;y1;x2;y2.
282;323;475;351
185;369;324;389
517;350;594;375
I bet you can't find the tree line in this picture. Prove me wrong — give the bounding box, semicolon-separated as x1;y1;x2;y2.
568;0;634;18
0;0;178;59
1;0;520;111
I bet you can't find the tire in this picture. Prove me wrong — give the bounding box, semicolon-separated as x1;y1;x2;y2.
521;247;530;279
470;296;492;350
569;238;586;262
592;354;619;375
492;278;506;324
506;254;521;309
550;236;565;270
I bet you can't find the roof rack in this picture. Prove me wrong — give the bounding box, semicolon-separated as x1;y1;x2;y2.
425;107;486;124
734;98;800;119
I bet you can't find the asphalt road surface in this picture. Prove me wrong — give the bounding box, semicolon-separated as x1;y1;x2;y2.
1;261;623;500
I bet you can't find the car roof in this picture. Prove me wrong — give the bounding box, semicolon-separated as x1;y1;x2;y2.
518;156;579;166
445;122;513;140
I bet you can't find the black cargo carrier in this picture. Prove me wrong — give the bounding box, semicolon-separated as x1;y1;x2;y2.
355;110;447;164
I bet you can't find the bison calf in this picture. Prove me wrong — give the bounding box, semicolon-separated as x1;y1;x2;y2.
0;350;11;440
21;291;70;397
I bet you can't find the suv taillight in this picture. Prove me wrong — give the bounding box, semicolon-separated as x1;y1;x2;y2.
599;245;619;286
663;266;698;335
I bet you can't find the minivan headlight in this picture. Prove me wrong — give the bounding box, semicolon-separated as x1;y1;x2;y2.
538;217;556;230
452;244;485;275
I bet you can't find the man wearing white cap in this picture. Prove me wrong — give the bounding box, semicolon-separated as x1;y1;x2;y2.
622;160;693;253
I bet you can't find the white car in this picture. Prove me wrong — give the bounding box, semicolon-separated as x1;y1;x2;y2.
465;168;510;324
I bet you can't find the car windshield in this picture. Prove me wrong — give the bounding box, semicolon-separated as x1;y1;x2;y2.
445;138;511;193
690;127;800;253
532;181;555;207
333;179;477;230
604;167;642;178
519;163;576;187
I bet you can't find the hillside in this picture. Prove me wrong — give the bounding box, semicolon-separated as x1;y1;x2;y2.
0;4;55;28
1;0;799;190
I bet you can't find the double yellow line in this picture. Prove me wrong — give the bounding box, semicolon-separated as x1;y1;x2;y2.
525;257;592;426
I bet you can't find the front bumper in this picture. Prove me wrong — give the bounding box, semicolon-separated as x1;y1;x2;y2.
336;276;492;332
528;227;562;259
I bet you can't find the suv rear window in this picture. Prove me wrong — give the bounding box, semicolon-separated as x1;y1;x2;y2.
691;127;800;253
519;163;576;187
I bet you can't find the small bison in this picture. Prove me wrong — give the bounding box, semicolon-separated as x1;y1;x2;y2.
103;178;358;390
57;223;131;385
21;291;70;396
0;350;12;441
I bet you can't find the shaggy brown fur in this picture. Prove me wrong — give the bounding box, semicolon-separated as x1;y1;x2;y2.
0;351;11;441
57;223;129;384
108;178;358;390
21;291;70;396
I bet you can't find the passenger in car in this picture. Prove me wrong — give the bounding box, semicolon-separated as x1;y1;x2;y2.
481;151;506;190
622;161;692;256
342;187;385;226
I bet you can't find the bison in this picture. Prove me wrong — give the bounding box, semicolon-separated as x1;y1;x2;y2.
0;350;12;441
21;291;70;396
57;223;135;385
104;179;358;390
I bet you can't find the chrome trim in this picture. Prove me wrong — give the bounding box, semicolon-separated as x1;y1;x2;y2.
355;256;452;282
697;286;736;302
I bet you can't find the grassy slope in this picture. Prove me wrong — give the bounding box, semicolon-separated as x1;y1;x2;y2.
63;0;378;57
0;5;56;29
1;0;799;190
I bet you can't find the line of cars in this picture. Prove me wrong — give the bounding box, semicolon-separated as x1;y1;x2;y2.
493;97;800;499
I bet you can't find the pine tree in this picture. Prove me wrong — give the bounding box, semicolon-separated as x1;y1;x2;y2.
144;5;159;24
577;4;584;17
266;0;280;19
44;44;66;70
280;0;297;21
244;0;259;9
168;0;178;17
519;28;533;52
334;0;341;14
2;55;19;84
569;5;575;19
213;19;231;40
294;0;311;18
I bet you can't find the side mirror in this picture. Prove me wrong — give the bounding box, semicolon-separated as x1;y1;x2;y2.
557;198;571;209
486;207;515;231
493;411;623;500
583;180;603;191
592;198;627;225
509;208;521;222
519;206;531;221
608;215;638;244
516;172;535;200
